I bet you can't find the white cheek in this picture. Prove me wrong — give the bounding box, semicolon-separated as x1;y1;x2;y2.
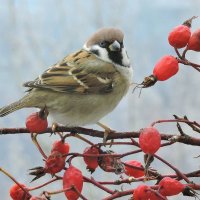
116;48;133;83
84;44;111;63
83;44;133;83
121;48;131;67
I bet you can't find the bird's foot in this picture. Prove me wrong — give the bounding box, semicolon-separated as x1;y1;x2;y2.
52;122;59;133
97;122;115;146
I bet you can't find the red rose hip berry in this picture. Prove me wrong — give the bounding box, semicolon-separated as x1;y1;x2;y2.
134;185;163;200
10;184;30;200
153;55;179;81
45;151;65;174
63;165;83;200
83;146;99;173
51;140;70;156
168;25;191;48
139;127;161;154
124;160;144;178
133;185;151;200
26;107;48;133
187;29;200;52
159;177;185;196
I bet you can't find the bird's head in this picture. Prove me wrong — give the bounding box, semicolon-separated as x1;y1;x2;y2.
83;28;131;68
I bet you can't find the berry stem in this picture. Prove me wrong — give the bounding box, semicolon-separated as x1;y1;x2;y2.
72;133;94;145
174;48;182;58
148;188;168;200
45;185;88;200
31;133;47;159
0;167;31;197
177;58;200;72
182;16;198;27
28;177;60;191
154;154;190;183
84;176;115;194
38;106;49;120
182;48;188;59
150;118;200;127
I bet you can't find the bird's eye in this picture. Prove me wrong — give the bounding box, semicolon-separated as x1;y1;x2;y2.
99;41;107;48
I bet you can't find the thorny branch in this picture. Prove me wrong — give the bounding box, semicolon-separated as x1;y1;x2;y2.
0;124;200;146
0;115;200;199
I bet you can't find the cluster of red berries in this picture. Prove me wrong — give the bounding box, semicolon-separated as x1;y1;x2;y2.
45;140;70;175
10;109;196;199
41;140;84;200
133;177;186;199
168;17;200;51
142;17;199;87
122;127;161;179
9;140;84;200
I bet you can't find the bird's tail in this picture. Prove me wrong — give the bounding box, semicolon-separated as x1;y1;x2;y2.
0;97;28;117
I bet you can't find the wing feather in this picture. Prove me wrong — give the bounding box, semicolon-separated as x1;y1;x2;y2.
24;50;117;94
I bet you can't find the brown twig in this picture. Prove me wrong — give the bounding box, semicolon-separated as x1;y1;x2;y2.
0;127;200;146
154;154;190;183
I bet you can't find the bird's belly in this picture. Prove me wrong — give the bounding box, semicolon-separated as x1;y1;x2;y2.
48;89;127;126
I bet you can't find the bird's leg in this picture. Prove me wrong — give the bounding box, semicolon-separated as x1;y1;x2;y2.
51;123;65;139
96;122;114;145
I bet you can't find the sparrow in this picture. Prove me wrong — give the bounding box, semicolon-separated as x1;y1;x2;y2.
0;27;133;135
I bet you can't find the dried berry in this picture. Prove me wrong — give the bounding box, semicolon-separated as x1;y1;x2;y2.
98;150;124;174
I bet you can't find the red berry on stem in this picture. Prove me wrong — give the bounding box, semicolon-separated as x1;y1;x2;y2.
51;140;70;156
168;25;191;48
83;146;99;173
63;165;83;200
139;127;161;154
124;160;144;178
159;177;185;196
153;55;179;81
133;185;151;200
26;108;48;133
45;151;65;174
187;29;200;52
10;184;30;200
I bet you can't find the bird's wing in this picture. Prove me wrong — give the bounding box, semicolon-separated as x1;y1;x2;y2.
24;50;117;94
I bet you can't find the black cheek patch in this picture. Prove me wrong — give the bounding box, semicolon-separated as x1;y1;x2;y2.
90;49;100;56
108;50;123;66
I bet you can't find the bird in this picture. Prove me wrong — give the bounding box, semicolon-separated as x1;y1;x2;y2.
0;27;133;139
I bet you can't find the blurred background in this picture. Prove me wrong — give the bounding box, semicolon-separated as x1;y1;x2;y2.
0;0;200;199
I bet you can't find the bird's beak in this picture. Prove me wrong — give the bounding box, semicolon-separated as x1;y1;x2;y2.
109;40;121;52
